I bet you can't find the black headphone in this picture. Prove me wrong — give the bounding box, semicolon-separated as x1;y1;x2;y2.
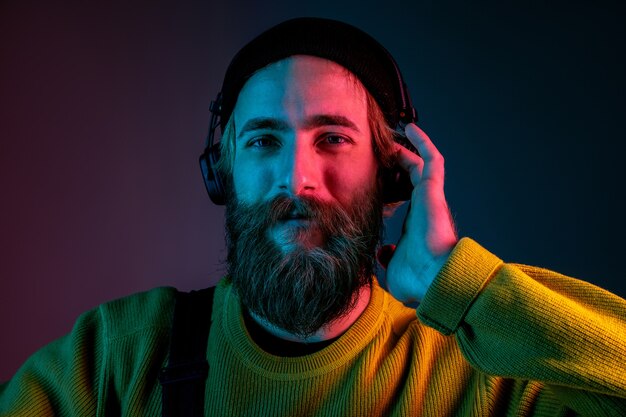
199;21;419;206
199;94;227;205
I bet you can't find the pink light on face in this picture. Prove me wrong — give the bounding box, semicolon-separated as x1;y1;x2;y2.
231;55;378;252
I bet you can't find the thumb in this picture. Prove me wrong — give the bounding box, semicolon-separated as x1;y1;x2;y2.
376;244;396;270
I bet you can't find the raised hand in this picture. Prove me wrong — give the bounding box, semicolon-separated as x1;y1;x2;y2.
381;124;459;303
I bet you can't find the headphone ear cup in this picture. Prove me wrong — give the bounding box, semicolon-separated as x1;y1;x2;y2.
199;144;226;205
381;165;413;203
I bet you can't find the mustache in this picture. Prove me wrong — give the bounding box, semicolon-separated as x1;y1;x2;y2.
270;195;317;222
261;194;366;240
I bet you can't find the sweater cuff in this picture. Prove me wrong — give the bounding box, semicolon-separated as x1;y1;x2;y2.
416;237;502;335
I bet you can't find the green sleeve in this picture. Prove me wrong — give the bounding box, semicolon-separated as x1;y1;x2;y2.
0;287;175;416
0;308;105;416
417;237;626;415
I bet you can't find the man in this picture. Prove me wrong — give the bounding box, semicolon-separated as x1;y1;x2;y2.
1;17;625;416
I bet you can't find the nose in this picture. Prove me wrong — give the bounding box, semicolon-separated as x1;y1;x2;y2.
278;141;319;196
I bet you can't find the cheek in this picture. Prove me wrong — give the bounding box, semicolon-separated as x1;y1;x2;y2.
323;156;378;206
232;159;274;204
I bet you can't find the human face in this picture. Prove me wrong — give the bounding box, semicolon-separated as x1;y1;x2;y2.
232;55;378;250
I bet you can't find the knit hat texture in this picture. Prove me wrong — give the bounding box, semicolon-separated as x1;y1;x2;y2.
218;17;411;131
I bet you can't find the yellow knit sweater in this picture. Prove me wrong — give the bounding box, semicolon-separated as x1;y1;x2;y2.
1;238;625;416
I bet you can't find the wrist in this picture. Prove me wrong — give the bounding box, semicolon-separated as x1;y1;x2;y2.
417;238;502;335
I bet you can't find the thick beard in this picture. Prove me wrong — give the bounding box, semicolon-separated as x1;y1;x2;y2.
225;190;383;339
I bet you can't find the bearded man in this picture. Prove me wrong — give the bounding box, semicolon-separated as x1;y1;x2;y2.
1;17;625;417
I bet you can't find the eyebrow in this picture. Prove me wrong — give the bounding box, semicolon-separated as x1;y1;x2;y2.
237;114;360;139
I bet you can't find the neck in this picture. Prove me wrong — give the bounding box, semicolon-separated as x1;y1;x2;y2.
248;283;372;343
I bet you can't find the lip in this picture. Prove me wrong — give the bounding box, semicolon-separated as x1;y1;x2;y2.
279;218;312;226
271;218;323;250
282;210;310;219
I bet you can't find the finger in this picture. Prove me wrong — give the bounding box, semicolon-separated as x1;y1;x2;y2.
376;244;396;270
394;142;424;186
404;124;445;184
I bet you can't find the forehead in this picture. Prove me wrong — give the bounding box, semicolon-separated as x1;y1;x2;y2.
233;55;368;126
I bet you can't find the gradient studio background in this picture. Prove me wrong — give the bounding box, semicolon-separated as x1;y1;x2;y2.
1;1;624;381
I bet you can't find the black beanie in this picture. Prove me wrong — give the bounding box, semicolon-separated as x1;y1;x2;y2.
218;17;415;132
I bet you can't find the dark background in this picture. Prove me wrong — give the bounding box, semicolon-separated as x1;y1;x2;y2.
1;0;624;381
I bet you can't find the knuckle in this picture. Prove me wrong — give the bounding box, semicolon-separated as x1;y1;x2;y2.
431;153;444;166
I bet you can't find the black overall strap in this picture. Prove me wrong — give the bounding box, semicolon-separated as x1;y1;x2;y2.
159;286;216;417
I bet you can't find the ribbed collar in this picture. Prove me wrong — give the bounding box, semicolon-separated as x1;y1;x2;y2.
220;279;388;380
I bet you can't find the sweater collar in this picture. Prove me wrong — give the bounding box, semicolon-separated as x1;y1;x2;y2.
220;278;389;377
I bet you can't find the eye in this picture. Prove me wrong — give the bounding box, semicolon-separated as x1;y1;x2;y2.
247;135;278;148
318;134;351;146
325;135;346;145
